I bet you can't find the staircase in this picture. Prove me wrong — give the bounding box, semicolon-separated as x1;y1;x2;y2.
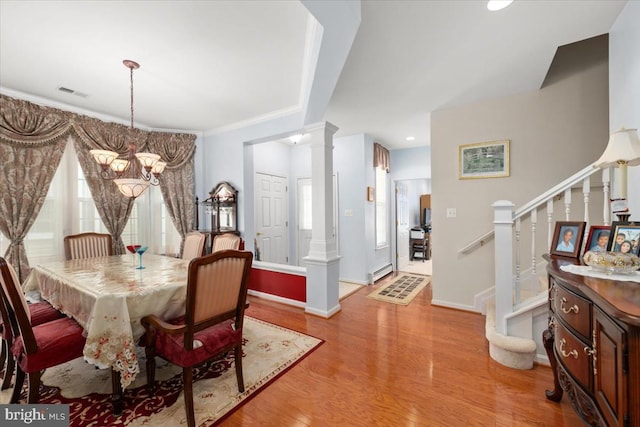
462;163;615;369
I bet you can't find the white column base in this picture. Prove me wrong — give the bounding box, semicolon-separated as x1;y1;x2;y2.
304;256;341;318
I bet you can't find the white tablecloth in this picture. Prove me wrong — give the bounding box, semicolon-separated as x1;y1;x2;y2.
23;254;190;388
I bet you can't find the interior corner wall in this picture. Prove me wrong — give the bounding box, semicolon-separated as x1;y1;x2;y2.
430;46;609;310
333;133;369;283
609;1;640;220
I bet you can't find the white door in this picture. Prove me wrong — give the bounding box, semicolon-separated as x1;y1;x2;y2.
255;173;288;264
396;182;410;271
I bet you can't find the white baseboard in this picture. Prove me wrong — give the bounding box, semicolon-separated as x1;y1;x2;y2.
473;286;495;314
431;299;478;313
305;303;341;318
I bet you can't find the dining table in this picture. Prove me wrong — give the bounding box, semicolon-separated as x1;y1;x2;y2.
22;253;190;414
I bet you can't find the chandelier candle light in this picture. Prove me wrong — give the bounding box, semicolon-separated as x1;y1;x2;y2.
90;60;166;199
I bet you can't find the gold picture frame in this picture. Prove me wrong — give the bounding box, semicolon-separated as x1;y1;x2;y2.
458;140;510;179
367;186;375;202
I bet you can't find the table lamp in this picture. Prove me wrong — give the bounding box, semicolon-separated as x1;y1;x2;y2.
593;128;640;221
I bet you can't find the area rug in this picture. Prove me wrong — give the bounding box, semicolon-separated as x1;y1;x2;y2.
367;274;430;306
0;317;323;426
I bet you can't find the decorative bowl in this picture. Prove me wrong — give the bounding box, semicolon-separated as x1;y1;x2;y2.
582;251;640;275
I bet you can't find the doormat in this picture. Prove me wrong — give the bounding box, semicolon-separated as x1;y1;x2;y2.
367;274;429;305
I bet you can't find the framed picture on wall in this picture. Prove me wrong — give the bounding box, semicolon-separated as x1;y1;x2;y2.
607;221;640;255
367;186;375;202
550;221;586;258
458;140;510;179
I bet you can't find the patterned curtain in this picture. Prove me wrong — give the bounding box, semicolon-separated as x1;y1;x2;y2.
72;116;136;255
146;131;197;256
0;94;197;269
0;96;71;281
374;142;390;173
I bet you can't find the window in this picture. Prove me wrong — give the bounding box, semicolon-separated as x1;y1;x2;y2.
375;166;387;247
0;140;180;264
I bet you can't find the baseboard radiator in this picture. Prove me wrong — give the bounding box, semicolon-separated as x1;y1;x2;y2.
368;264;393;284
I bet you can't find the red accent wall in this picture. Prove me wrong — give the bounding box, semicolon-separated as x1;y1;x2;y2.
248;268;306;302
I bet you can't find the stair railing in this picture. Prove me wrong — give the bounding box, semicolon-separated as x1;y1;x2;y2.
461;163;613;335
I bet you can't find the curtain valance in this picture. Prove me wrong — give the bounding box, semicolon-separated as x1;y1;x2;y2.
374;142;390;173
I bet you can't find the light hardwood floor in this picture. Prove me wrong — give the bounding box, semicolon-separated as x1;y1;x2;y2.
229;272;583;426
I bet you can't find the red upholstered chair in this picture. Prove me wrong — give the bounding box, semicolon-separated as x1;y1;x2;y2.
141;249;253;427
0;258;64;391
0;257;86;404
64;232;113;260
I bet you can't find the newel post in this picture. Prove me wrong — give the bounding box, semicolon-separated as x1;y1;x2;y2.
493;200;515;335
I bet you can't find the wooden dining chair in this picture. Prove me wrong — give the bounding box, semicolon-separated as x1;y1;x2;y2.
64;232;113;260
0;258;64;392
182;231;206;261
0;257;86;404
141;249;253;427
212;233;241;252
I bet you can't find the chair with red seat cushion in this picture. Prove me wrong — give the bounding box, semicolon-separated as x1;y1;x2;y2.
141;249;253;427
0;296;63;390
0;257;86;404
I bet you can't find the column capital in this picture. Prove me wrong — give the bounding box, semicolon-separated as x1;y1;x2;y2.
304;121;339;136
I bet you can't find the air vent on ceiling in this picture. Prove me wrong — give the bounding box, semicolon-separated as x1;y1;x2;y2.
57;87;89;98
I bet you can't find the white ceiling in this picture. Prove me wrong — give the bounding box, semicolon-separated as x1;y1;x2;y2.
0;1;627;150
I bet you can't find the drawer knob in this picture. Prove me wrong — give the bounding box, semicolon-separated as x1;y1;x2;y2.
560;297;579;314
559;338;578;359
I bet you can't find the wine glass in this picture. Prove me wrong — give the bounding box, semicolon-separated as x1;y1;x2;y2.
135;246;148;270
127;244;141;265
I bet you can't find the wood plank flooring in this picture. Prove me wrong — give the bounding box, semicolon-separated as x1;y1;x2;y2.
229;272;583;426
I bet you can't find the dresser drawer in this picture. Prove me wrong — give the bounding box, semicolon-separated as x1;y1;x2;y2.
554;320;592;390
553;282;592;340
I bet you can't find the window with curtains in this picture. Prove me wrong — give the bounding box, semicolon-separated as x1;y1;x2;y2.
373;143;390;248
0;141;181;264
375;167;388;247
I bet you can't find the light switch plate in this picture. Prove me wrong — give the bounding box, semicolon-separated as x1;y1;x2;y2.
446;208;457;218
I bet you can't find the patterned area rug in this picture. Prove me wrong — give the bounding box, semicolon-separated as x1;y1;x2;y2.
0;317;323;426
367;274;430;305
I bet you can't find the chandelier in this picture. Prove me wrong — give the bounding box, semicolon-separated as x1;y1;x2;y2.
89;60;166;199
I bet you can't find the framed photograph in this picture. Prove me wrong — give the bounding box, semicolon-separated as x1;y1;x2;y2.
607;221;640;255
583;225;611;255
550;221;586;258
367;186;375;202
458;140;510;179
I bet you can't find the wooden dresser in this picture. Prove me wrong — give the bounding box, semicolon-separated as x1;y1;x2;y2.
544;256;640;427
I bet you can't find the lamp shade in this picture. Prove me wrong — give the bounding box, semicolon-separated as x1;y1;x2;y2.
593;128;640;168
114;178;149;199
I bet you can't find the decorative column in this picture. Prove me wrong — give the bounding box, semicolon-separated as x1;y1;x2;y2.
493;200;514;335
304;121;341;318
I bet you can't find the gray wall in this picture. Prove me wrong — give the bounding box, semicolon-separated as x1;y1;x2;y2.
610;2;640;219
430;35;610;310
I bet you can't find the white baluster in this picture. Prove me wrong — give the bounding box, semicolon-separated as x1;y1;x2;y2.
564;188;572;221
602;168;611;226
547;199;554;250
583;177;590;225
515;217;521;304
531;209;537;276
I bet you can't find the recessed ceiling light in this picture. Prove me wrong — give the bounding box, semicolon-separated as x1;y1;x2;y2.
487;0;513;11
406;136;415;141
